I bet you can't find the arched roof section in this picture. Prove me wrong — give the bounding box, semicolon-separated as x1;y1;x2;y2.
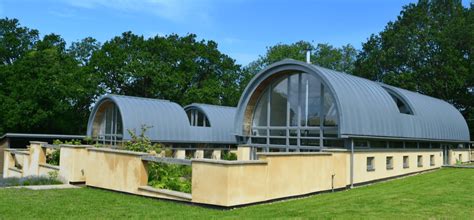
87;95;191;142
184;104;237;144
234;59;469;142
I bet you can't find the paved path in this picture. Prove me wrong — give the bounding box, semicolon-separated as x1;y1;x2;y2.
5;184;80;190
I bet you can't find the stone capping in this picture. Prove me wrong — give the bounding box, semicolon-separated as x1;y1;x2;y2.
59;144;93;149
4;149;30;155
138;186;192;201
39;163;60;170
29;141;48;145
87;147;148;156
354;148;443;152
8;167;23;173
192;158;268;165
257;152;333;157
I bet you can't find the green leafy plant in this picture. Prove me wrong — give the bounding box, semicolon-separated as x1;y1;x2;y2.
147;162;192;193
123;125;162;153
221;151;237;161
46;149;60;166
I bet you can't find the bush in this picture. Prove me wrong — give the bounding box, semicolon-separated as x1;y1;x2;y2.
222;151;237;161
123;125;162;153
0;172;62;187
147;162;192;193
46;149;60;166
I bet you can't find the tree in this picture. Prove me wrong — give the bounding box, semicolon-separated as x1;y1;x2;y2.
89;32;243;106
0;33;99;134
354;0;474;138
0;17;39;65
244;41;358;78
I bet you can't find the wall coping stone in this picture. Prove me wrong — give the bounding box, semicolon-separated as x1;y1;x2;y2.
29;141;48;144
192;158;267;165
354;148;443;152
257;152;333;156
138;186;192;201
59;144;93;149
88;147;148;156
39;163;60;170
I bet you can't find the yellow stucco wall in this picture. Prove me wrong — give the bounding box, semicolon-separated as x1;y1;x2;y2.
192;152;349;207
449;149;471;165
352;149;442;184
59;145;91;183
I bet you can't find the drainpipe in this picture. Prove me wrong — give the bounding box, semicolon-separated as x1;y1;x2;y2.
350;138;354;188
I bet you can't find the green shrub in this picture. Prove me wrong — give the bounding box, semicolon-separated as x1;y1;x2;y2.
123;125;162;153
0;175;62;187
222;151;237;161
46;149;60;166
147;162;192;193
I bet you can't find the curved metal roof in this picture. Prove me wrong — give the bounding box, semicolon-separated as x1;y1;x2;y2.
87;95;238;144
87;95;191;142
184;104;237;144
234;59;470;142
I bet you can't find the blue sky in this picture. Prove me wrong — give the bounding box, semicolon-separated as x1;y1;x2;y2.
1;0;471;66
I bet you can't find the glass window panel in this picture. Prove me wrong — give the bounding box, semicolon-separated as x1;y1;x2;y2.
269;129;286;136
301;74;321;126
355;140;369;148
270;138;286;145
370;141;387;148
252;89;269;127
251;137;266;144
323;127;338;137
419;142;430;148
289;138;298;145
300;129;319;137
289;74;300;126
323;87;338;127
301;138;319;146
324;140;345;148
289;129;298;137
252;129;267;136
270;77;288;126
197;112;204;126
390;141;404;148
405;142;418;148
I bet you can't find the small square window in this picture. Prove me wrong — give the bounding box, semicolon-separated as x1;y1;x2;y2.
386;156;393;170
430;155;435;166
417;155;423;167
403;156;409;168
367;157;375;171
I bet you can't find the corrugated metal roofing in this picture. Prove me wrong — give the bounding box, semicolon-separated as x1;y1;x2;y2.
234;59;470;142
184;104;237;144
87;95;191;142
87;95;238;144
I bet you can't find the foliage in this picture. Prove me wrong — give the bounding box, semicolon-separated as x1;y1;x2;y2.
52;139;82;145
243;41;358;77
89;32;244;106
0;175;62;187
0;168;473;218
221;151;237;161
123;125;162;153
147;162;192;193
46;149;60;166
354;0;474;138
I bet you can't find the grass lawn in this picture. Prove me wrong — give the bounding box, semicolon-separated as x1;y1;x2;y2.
0;168;472;219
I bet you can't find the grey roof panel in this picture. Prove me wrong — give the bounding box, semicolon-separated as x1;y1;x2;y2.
184;104;237;144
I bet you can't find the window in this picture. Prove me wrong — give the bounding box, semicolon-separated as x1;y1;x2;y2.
367;157;375;171
382;87;413;115
389;141;404;148
370;140;387;148
187;109;210;127
250;72;339;150
405;142;418;148
417;155;423;167
459;154;463;162
430;155;435;166
386;156;393;170
403;156;409;168
355;140;369;148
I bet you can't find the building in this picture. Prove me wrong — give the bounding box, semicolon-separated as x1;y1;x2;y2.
86;95;237;149
233;59;470;163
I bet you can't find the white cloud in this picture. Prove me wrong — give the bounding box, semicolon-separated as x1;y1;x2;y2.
59;0;215;23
